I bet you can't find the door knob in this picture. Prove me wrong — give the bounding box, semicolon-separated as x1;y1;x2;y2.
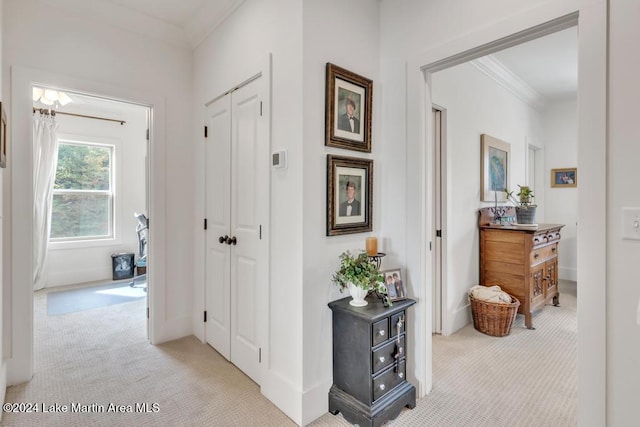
227;236;237;245
219;235;229;244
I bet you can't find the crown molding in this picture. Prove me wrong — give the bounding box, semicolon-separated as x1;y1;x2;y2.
185;0;246;48
470;55;547;111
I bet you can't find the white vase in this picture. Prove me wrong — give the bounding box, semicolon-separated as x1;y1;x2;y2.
348;282;369;307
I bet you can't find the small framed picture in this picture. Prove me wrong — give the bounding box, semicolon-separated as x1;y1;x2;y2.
480;134;510;202
327;155;373;236
325;63;373;153
551;168;577;188
381;268;406;302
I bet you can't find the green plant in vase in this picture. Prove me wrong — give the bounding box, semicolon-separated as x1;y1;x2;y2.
504;185;537;224
332;250;385;307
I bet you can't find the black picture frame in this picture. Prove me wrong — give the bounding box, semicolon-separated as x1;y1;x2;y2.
327;155;373;236
325;63;373;153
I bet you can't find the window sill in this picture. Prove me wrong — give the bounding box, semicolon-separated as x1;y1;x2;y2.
49;238;121;251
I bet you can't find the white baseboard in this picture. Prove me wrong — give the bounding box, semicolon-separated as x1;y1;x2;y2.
302;379;332;425
261;370;302;425
559;266;577;282
444;303;472;336
48;267;112;288
151;315;192;345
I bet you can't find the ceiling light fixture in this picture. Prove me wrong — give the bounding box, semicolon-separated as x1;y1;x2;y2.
32;87;72;107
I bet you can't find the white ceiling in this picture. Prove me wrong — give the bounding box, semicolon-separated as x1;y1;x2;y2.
491;27;578;101
40;0;245;48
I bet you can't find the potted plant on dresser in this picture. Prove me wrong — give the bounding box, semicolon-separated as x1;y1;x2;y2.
332;250;385;307
505;185;537;224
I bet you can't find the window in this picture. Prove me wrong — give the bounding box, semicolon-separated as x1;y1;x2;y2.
50;140;115;241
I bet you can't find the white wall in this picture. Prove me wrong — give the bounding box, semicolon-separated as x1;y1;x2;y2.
431;61;543;334
192;0;304;423
542;98;577;281
608;0;640;424
301;0;380;424
45;105;147;288
2;0;194;383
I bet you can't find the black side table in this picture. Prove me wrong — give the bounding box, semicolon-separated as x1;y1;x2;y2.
328;296;416;426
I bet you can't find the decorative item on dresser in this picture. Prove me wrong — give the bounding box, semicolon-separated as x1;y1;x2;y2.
478;207;564;329
328;296;416;427
332;251;385;307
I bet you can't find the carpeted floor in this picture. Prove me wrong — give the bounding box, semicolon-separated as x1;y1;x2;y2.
1;281;577;426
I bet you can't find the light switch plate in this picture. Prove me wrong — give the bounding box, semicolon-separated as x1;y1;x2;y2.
622;208;640;240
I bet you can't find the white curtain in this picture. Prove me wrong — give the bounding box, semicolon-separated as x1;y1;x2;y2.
33;112;59;290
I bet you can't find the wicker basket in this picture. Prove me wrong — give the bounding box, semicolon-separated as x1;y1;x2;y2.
469;294;520;337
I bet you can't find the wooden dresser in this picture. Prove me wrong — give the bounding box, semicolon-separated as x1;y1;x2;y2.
328;296;416;426
478;208;564;329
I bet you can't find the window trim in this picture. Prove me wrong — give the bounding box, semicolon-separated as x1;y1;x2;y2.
48;134;121;250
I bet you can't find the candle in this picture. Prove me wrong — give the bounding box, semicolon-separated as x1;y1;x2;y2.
366;237;378;256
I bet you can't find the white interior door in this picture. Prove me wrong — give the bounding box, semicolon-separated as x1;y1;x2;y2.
205;95;232;360
205;76;265;385
229;79;263;384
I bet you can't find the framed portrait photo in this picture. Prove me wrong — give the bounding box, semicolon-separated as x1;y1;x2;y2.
481;134;510;202
325;63;373;153
551;168;577;188
381;268;406;302
327;155;373;236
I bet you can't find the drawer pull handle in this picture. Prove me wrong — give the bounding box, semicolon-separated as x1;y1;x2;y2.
379;330;385;336
552;247;556;252
399;372;404;379
534;253;539;259
379;384;386;391
379;357;385;363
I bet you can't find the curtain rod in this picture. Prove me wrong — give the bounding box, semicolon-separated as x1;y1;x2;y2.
33;107;126;125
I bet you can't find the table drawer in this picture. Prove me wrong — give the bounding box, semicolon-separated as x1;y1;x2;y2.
530;243;557;264
373;359;406;402
372;318;389;347
372;336;405;374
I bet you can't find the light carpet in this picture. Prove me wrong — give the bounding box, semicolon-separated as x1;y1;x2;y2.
2;281;576;426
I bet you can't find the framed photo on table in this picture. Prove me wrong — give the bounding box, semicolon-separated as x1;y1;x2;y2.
551;168;577;188
325;63;373;153
327;155;373;236
480;134;510;202
381;268;406;302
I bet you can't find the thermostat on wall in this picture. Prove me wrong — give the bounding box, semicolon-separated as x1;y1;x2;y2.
272;150;287;169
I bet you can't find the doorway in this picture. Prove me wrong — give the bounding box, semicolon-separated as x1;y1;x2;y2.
203;74;269;385
411;9;607;424
31;86;150;349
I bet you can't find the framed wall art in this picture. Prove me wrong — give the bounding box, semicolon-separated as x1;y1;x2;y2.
325;63;373;153
381;268;406;302
480;134;510;202
327;155;373;236
551;168;577;188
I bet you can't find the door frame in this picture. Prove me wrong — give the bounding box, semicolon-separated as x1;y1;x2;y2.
407;4;606;424
7;66;167;385
197;55;271;382
431;105;447;335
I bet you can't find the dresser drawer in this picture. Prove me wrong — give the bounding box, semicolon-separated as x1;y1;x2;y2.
372;336;405;374
390;311;406;338
530;243;557;264
372;359;406;402
372;318;389;347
